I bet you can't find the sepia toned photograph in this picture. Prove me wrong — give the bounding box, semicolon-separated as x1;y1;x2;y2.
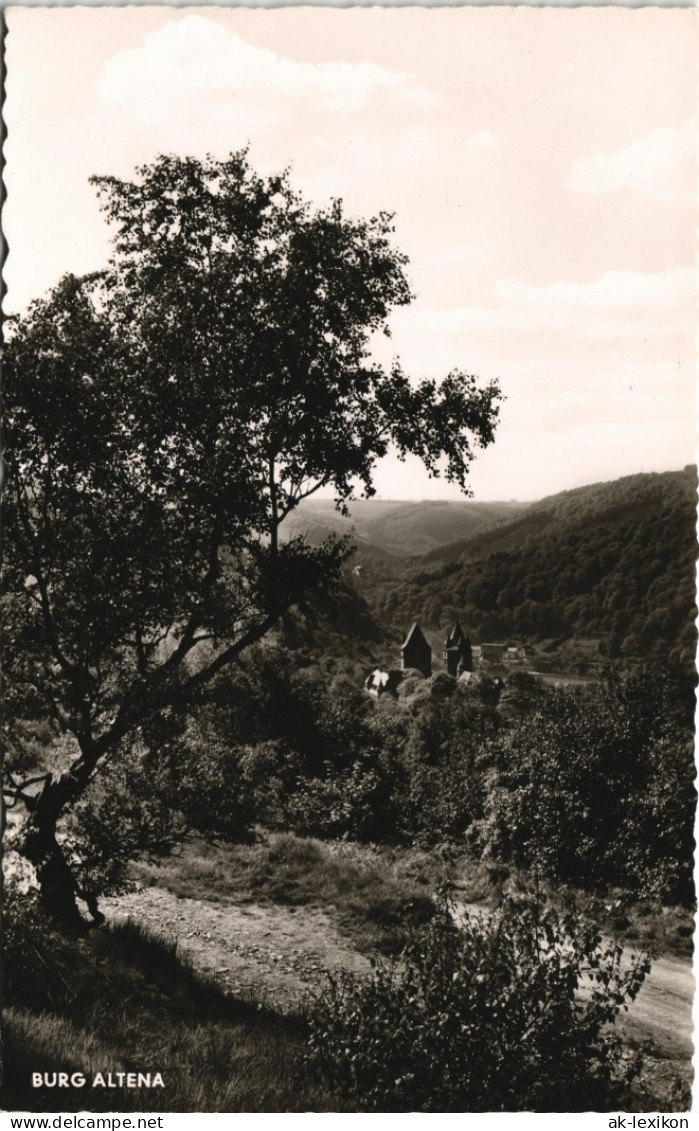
2;5;696;1115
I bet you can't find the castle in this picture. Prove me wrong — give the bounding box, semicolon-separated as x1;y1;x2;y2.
365;620;473;696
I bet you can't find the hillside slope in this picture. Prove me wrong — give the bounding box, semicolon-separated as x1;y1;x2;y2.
280;498;528;559
361;467;697;669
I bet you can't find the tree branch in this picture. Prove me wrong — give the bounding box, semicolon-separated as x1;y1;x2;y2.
3;770;53;810
269;456;279;557
13;468;78;679
92;608;282;759
152;519;225;679
277;475;330;522
180;611;281;698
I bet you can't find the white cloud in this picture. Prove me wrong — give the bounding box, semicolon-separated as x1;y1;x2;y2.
466;130;500;152
417;267;694;337
568;121;695;198
292;164;347;207
98;15;431;129
494;267;694;313
290;125;441;213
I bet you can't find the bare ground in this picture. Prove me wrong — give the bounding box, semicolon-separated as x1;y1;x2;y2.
102;886;371;1013
103;884;694;1063
622;953;695;1060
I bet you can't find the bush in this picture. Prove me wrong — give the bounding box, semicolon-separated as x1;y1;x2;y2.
3;880;88;1014
307;893;649;1111
474;673;696;903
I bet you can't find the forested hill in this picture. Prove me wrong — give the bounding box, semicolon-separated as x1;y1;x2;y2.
280;497;528;559
361;467;698;669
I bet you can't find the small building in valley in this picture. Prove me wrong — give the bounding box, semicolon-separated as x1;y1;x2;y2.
479;643;508;666
364;669;403;698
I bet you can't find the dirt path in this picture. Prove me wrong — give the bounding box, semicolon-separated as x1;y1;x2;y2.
102;887;370;1013
104;885;694;1063
452;896;694;1063
621;954;695;1060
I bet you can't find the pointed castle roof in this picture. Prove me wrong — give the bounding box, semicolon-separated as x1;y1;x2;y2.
402;622;430;651
445;620;469;648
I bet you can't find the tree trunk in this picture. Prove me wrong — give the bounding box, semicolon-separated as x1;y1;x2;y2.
20;758;104;934
22;820;89;932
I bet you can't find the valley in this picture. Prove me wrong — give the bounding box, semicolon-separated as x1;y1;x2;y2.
5;465;696;1114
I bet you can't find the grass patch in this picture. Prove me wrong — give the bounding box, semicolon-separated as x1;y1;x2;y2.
132;833;441;954
2;911;343;1113
616;898;695;960
2;1004;336;1113
478;863;695;960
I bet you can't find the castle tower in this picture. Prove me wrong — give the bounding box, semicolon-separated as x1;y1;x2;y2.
401;622;432;678
444;621;472;677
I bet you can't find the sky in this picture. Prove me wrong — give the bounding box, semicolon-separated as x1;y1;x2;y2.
4;6;697;501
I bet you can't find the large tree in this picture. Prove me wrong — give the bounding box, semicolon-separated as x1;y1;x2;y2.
4;151;501;928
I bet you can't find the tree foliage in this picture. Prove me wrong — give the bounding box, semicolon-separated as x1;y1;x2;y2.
4;151;501;926
473;670;696;903
308;892;649;1111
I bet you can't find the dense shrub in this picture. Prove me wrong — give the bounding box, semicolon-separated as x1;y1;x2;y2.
386;694;498;844
68;737;190;897
285;758;399;842
474;671;696;903
308;893;649;1112
3;881;83;1013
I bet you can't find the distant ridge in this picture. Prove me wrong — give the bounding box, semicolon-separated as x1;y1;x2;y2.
280;497;529;559
417;468;698;565
361;467;697;671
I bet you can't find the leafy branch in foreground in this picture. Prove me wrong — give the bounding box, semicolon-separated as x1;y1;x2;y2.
308;892;650;1112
